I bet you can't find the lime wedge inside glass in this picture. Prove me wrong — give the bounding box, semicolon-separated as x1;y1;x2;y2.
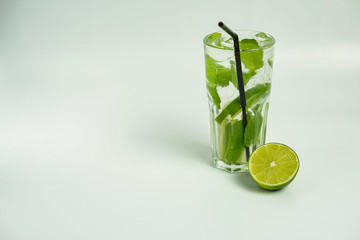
248;143;299;190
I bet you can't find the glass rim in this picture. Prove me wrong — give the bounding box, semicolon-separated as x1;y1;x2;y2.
203;29;276;52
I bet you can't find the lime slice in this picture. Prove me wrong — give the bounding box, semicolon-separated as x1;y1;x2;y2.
248;143;299;190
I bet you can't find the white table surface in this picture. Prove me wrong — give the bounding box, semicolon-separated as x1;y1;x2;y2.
1;0;360;239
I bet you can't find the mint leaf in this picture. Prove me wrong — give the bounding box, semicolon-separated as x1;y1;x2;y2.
205;54;217;84
206;81;221;109
230;62;237;87
230;61;257;89
223;120;245;164
204;54;221;108
268;58;273;68
243;71;257;85
253;107;264;145
240;39;264;72
205;54;232;87
216;65;231;87
255;32;268;39
207;32;222;47
244;107;263;147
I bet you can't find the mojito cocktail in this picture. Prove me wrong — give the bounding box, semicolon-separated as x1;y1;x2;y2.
203;30;275;172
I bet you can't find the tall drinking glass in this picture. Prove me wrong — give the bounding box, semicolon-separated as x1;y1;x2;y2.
203;30;275;173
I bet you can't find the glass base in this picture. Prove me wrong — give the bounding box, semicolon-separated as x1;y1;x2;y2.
213;158;248;173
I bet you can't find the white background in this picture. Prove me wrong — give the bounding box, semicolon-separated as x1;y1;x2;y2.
1;0;360;239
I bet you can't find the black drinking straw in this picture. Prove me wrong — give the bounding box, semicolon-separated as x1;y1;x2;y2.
218;21;250;161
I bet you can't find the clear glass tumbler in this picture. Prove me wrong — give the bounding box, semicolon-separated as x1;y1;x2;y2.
203;30;275;173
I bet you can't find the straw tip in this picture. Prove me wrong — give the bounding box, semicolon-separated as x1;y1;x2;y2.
218;22;224;27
